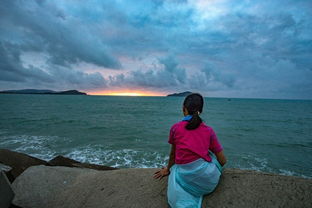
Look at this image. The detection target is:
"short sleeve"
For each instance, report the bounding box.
[168,124,177,144]
[209,128,223,154]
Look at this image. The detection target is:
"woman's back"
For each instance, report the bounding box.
[169,121,223,165]
[153,93,226,208]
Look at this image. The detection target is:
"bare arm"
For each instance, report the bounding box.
[167,144,175,170]
[215,150,227,166]
[154,145,175,179]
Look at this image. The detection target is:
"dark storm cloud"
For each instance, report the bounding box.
[0,0,116,90]
[109,56,187,88]
[0,41,53,83]
[0,0,311,98]
[0,1,120,68]
[106,0,312,98]
[0,38,107,90]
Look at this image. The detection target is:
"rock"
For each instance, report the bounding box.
[0,163,13,183]
[0,163,12,172]
[203,169,312,207]
[0,171,15,208]
[0,149,47,182]
[12,166,312,208]
[13,165,94,208]
[12,166,166,208]
[47,155,117,171]
[167,91,192,97]
[0,89,87,95]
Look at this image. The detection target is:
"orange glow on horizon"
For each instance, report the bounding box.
[88,90,164,97]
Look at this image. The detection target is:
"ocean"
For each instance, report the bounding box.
[0,94,311,178]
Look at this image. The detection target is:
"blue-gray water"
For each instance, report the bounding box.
[0,94,311,178]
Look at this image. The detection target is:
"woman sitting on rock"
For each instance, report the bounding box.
[154,93,226,208]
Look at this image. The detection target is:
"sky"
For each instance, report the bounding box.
[0,0,311,99]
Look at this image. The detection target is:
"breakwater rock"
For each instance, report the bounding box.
[47,155,117,171]
[0,149,116,183]
[12,165,312,208]
[0,149,47,182]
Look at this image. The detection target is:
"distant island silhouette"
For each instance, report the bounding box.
[0,89,87,95]
[167,91,192,97]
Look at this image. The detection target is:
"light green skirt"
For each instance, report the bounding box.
[167,152,222,208]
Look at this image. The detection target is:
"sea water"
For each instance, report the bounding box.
[0,94,311,178]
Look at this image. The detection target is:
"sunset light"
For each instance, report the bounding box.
[89,90,164,97]
[105,92,143,96]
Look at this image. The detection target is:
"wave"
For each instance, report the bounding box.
[0,134,68,161]
[229,154,311,179]
[1,134,310,177]
[65,145,168,168]
[0,134,168,168]
[234,155,272,172]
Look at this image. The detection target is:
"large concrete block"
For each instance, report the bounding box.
[0,163,12,172]
[12,166,312,208]
[0,149,47,182]
[0,171,15,208]
[12,166,167,208]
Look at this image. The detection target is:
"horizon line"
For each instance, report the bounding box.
[89,94,312,101]
[1,88,311,101]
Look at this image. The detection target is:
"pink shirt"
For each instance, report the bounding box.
[168,121,223,164]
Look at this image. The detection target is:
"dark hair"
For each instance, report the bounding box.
[183,93,204,130]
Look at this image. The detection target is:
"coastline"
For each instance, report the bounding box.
[1,149,312,208]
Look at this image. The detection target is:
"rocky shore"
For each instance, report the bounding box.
[1,149,312,208]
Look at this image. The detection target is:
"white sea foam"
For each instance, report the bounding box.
[249,157,272,172]
[230,154,312,178]
[1,134,310,177]
[234,154,274,174]
[0,134,69,161]
[0,135,168,168]
[65,145,169,168]
[279,169,297,176]
[278,169,311,179]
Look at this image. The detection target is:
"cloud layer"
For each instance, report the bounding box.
[0,0,311,99]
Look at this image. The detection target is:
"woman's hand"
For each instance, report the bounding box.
[153,167,170,180]
[215,150,227,166]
